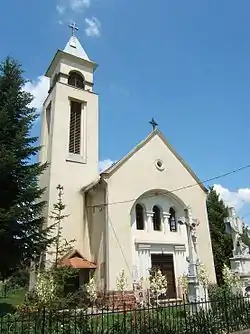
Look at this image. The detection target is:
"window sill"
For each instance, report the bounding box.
[66,154,86,164]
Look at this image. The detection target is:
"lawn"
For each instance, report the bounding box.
[0,288,26,315]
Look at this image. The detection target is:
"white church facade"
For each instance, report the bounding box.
[39,30,216,297]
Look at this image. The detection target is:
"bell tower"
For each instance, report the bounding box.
[39,23,99,263]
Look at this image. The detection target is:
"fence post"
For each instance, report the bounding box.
[41,306,46,334]
[183,297,188,333]
[223,291,230,333]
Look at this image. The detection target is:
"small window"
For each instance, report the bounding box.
[46,102,51,135]
[153,205,161,231]
[68,71,85,89]
[169,207,177,232]
[136,204,144,230]
[69,101,82,154]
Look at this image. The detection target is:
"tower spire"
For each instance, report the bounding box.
[63,22,91,61]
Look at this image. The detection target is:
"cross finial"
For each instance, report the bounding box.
[69,22,79,36]
[149,117,158,131]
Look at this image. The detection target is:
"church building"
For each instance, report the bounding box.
[39,27,216,298]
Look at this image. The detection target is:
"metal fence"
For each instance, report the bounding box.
[1,293,250,333]
[0,283,10,299]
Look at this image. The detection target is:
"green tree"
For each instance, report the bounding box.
[26,185,78,309]
[207,187,233,284]
[48,184,74,268]
[0,57,53,279]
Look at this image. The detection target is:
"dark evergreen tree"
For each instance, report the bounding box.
[0,57,53,279]
[207,187,233,284]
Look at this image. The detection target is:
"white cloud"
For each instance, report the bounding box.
[70,0,91,11]
[56,5,65,14]
[214,184,250,210]
[99,159,115,172]
[23,76,49,110]
[85,17,101,37]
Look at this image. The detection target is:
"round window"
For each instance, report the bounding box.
[155,159,165,171]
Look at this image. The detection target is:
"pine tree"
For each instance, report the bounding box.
[48,184,74,268]
[0,57,53,279]
[207,187,233,284]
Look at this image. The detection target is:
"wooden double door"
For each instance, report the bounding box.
[151,253,176,299]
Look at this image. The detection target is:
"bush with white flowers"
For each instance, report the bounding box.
[85,275,97,304]
[116,269,128,293]
[178,274,189,297]
[149,269,168,303]
[197,263,209,287]
[139,276,150,291]
[35,272,57,305]
[222,264,242,292]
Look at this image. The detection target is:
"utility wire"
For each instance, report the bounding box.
[89,163,250,209]
[107,217,133,279]
[104,165,250,283]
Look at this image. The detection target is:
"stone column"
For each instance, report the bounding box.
[177,216,186,236]
[174,245,186,298]
[146,211,154,232]
[138,245,151,279]
[163,212,170,234]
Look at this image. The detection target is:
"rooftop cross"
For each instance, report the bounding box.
[69,22,79,36]
[149,117,158,131]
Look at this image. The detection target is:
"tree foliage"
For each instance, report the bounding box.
[0,57,54,279]
[48,184,75,267]
[207,187,233,285]
[23,185,78,309]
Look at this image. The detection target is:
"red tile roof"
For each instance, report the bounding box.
[61,256,97,269]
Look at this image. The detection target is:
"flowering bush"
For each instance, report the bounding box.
[178,274,189,297]
[222,264,242,292]
[35,272,57,305]
[139,276,150,290]
[149,268,168,303]
[197,263,209,287]
[116,269,128,293]
[85,275,97,304]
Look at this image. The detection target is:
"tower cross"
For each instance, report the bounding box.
[69,22,79,36]
[149,117,158,131]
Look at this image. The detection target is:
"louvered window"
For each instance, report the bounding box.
[69,101,81,154]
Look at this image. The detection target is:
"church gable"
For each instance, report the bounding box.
[102,129,207,194]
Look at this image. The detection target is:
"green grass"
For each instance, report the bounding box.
[0,288,26,315]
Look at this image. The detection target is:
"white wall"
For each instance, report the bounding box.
[104,133,216,290]
[87,186,106,290]
[40,57,99,266]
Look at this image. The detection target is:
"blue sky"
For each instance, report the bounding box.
[1,0,250,219]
